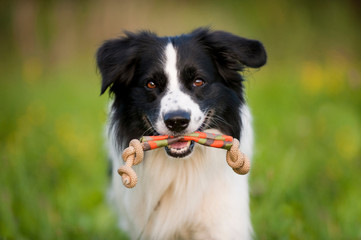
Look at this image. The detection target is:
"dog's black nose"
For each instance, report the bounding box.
[164,111,190,132]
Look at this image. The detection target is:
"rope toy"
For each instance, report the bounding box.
[118,131,250,188]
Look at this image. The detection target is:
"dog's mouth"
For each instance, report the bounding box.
[143,110,213,158]
[165,110,213,158]
[165,141,195,158]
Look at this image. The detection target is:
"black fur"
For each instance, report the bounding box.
[96,28,266,147]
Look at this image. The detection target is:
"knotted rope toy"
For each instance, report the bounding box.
[118,131,250,188]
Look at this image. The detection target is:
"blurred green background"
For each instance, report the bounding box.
[1,0,360,239]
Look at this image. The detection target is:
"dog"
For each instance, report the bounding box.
[96,27,267,240]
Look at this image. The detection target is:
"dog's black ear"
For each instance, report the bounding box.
[96,34,138,95]
[193,28,267,72]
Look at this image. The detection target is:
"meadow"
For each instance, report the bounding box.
[1,1,360,239]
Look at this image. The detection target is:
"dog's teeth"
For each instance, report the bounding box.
[169,141,192,155]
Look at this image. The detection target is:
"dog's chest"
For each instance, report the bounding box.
[125,147,231,238]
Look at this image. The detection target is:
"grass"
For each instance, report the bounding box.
[248,65,361,239]
[0,62,125,239]
[1,55,360,240]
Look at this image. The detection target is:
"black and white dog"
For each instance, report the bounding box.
[96,28,266,240]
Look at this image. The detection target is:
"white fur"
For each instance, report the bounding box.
[106,43,255,239]
[107,105,254,240]
[155,43,205,135]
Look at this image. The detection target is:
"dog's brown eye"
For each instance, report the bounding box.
[146,81,157,89]
[193,79,205,87]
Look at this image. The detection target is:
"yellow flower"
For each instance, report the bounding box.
[300,61,324,94]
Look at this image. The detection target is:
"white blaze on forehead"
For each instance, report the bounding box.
[155,42,205,135]
[164,43,179,90]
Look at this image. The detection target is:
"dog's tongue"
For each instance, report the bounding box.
[169,141,189,149]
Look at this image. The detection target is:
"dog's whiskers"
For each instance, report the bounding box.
[141,115,159,137]
[211,114,233,128]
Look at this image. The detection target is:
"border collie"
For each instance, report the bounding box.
[96,28,266,240]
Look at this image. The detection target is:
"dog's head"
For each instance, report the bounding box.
[97,28,266,157]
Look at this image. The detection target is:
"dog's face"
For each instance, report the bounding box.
[97,28,266,158]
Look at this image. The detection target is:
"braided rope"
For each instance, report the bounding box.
[118,135,250,188]
[226,139,250,175]
[117,139,143,188]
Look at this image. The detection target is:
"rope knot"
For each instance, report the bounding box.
[118,139,144,188]
[226,139,251,174]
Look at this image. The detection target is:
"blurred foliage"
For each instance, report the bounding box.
[0,0,360,239]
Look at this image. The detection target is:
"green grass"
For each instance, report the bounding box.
[248,64,361,239]
[1,56,360,240]
[0,63,125,239]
